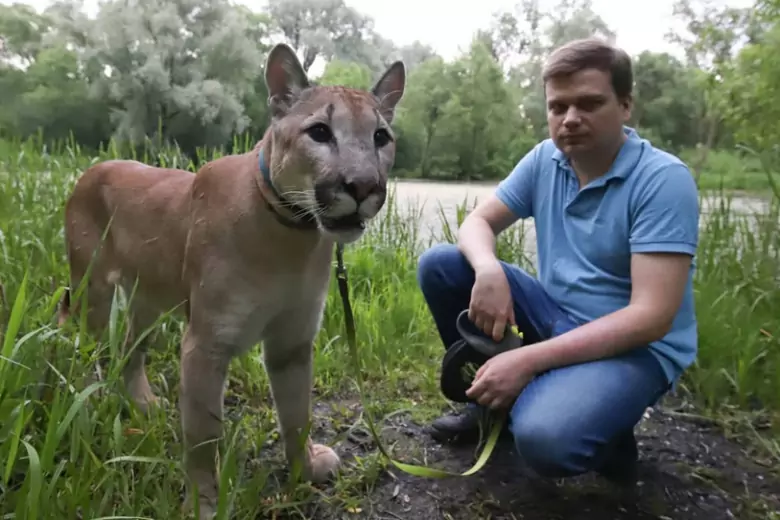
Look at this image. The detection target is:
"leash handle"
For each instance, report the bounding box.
[334,244,505,478]
[455,309,524,357]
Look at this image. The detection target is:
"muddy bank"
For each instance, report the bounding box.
[293,394,779,520]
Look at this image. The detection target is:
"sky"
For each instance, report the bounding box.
[3,0,754,70]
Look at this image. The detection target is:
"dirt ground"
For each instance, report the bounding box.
[290,394,780,520]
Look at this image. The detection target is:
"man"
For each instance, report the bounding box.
[416,37,700,487]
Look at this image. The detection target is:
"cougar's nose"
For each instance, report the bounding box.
[343,177,379,204]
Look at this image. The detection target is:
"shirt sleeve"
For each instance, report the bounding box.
[495,144,539,220]
[629,163,700,256]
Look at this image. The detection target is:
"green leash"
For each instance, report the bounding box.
[334,244,505,478]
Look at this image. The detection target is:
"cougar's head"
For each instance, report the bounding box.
[262,43,406,244]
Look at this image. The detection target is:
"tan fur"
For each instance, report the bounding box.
[57,43,406,518]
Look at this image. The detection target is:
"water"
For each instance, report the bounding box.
[381,179,774,265]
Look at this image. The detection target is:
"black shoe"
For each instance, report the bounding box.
[597,431,639,489]
[427,405,483,443]
[427,404,510,444]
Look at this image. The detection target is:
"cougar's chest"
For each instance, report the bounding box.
[206,242,333,353]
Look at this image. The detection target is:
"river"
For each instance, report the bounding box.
[379,179,774,264]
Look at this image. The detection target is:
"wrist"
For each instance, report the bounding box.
[457,218,500,275]
[521,342,553,373]
[471,256,501,275]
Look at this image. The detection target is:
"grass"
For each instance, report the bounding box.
[0,137,778,518]
[680,147,780,194]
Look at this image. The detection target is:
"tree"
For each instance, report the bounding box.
[717,0,780,151]
[631,51,702,152]
[665,0,756,173]
[72,0,265,153]
[318,59,372,89]
[265,0,370,72]
[1,0,777,187]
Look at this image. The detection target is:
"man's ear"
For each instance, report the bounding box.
[371,61,406,124]
[264,43,310,117]
[620,94,634,120]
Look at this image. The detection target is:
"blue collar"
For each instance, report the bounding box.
[258,148,284,201]
[256,147,318,230]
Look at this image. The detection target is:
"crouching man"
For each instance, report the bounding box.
[416,37,700,487]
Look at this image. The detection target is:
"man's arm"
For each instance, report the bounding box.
[521,163,700,374]
[457,194,518,272]
[522,252,693,373]
[458,145,539,272]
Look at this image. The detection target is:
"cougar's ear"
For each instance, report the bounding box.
[371,61,406,124]
[264,43,310,117]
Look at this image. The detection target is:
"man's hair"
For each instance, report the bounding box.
[542,38,633,100]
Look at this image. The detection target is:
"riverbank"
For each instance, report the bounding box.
[0,148,777,519]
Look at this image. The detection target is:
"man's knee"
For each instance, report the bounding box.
[416,243,470,291]
[509,412,590,478]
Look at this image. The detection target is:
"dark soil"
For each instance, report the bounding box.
[297,395,780,520]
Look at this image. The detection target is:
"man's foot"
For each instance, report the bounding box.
[427,404,511,444]
[427,405,481,443]
[596,431,639,489]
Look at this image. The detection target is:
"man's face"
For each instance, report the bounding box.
[544,68,631,158]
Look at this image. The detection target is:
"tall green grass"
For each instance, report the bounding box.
[0,137,778,518]
[679,147,780,193]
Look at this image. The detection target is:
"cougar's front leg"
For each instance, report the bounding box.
[263,313,341,484]
[179,324,231,519]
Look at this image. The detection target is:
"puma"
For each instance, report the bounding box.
[57,43,406,517]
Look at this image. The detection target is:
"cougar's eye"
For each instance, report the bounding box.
[305,123,333,143]
[374,128,392,148]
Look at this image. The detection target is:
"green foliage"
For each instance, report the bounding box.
[318,59,373,89]
[393,38,529,180]
[0,137,778,518]
[631,51,703,152]
[720,16,780,150]
[0,0,778,191]
[681,148,780,191]
[1,0,779,515]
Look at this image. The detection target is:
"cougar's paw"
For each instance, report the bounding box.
[132,393,160,415]
[127,374,160,412]
[128,394,161,419]
[309,444,341,483]
[182,492,216,520]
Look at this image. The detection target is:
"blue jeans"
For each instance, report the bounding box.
[416,243,670,478]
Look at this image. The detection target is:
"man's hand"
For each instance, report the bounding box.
[468,261,515,341]
[457,194,520,341]
[465,251,693,411]
[465,348,534,409]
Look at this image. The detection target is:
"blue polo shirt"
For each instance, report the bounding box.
[495,126,699,384]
